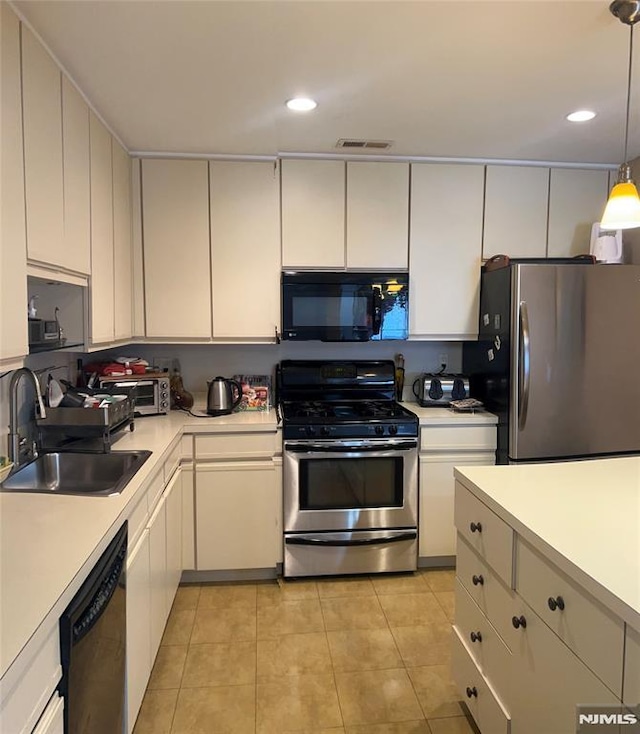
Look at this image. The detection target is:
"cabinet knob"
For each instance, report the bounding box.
[470,631,482,643]
[547,596,565,611]
[472,574,484,586]
[470,522,482,533]
[512,615,527,629]
[466,686,478,698]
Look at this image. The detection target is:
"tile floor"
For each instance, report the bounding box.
[133,569,477,734]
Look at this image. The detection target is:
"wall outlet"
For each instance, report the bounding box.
[438,353,448,370]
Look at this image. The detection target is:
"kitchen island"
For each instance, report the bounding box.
[452,456,640,734]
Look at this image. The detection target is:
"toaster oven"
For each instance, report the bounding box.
[412,373,470,407]
[98,375,170,415]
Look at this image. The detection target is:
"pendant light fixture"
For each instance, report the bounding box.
[601,0,640,229]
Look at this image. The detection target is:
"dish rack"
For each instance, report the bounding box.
[37,396,135,452]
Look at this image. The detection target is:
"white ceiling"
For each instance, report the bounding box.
[12,0,640,165]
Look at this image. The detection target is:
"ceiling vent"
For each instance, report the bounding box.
[336,139,393,150]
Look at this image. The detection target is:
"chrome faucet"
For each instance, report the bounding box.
[8,368,47,467]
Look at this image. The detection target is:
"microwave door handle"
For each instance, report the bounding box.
[371,287,382,336]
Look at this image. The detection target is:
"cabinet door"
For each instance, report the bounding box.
[483,166,549,259]
[410,163,484,339]
[165,468,183,611]
[346,162,409,269]
[419,452,494,558]
[131,159,146,338]
[281,159,345,268]
[112,140,133,340]
[142,159,211,338]
[61,77,91,274]
[148,495,167,656]
[21,26,64,267]
[89,113,115,344]
[0,4,27,365]
[507,600,619,734]
[126,529,151,734]
[182,466,195,571]
[195,461,279,570]
[547,168,610,258]
[209,161,280,339]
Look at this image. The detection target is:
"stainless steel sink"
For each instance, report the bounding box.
[0,451,152,496]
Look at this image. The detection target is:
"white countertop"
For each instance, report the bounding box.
[0,408,278,683]
[401,402,498,426]
[454,457,640,632]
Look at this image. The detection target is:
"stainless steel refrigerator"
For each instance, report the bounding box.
[463,259,640,464]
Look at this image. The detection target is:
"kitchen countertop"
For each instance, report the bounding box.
[0,407,279,685]
[401,402,498,425]
[454,456,640,633]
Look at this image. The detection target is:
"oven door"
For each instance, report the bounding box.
[283,439,418,533]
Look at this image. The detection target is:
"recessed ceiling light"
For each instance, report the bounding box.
[286,97,317,112]
[566,110,596,122]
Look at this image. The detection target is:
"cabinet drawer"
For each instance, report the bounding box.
[516,537,624,697]
[32,692,64,734]
[420,425,496,452]
[457,535,522,653]
[454,579,512,705]
[164,440,181,484]
[146,467,164,512]
[127,491,149,549]
[624,626,640,706]
[455,483,513,585]
[195,431,277,460]
[451,628,511,734]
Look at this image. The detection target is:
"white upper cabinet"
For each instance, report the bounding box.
[209,161,280,339]
[346,161,409,269]
[410,163,484,339]
[21,26,64,268]
[112,140,133,341]
[483,165,549,259]
[547,168,610,257]
[61,77,91,274]
[281,159,345,268]
[89,112,114,345]
[1,4,28,365]
[142,159,211,339]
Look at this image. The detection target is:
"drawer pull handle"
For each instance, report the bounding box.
[472,574,484,586]
[466,686,478,698]
[548,596,565,611]
[512,615,527,629]
[470,522,482,533]
[470,631,482,643]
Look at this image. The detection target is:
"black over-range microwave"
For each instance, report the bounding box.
[281,271,409,342]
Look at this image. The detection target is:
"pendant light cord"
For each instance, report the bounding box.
[623,23,634,163]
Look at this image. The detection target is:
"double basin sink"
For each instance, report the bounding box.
[0,450,151,497]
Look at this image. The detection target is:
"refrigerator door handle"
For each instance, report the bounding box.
[518,300,531,431]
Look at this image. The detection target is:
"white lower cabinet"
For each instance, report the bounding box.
[418,423,495,561]
[165,469,183,611]
[126,529,151,734]
[195,461,280,571]
[148,494,168,656]
[181,466,195,571]
[32,693,63,734]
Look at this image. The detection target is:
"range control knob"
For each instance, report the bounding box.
[305,426,316,437]
[375,425,385,436]
[321,426,330,437]
[388,425,398,436]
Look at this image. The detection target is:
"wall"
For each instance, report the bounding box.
[93,340,463,402]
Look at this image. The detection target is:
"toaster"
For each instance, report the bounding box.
[412,373,470,407]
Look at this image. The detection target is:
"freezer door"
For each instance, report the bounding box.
[510,264,640,460]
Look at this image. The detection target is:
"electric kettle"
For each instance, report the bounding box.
[206,376,243,416]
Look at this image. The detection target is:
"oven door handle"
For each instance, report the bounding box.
[285,531,417,547]
[285,441,417,453]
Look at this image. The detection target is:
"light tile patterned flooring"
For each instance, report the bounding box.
[133,569,477,734]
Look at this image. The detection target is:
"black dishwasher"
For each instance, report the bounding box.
[59,521,127,734]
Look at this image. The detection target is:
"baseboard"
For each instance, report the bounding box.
[418,555,456,569]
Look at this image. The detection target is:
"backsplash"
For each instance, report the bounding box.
[94,341,463,401]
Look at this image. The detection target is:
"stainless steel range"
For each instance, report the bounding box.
[279,360,419,578]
